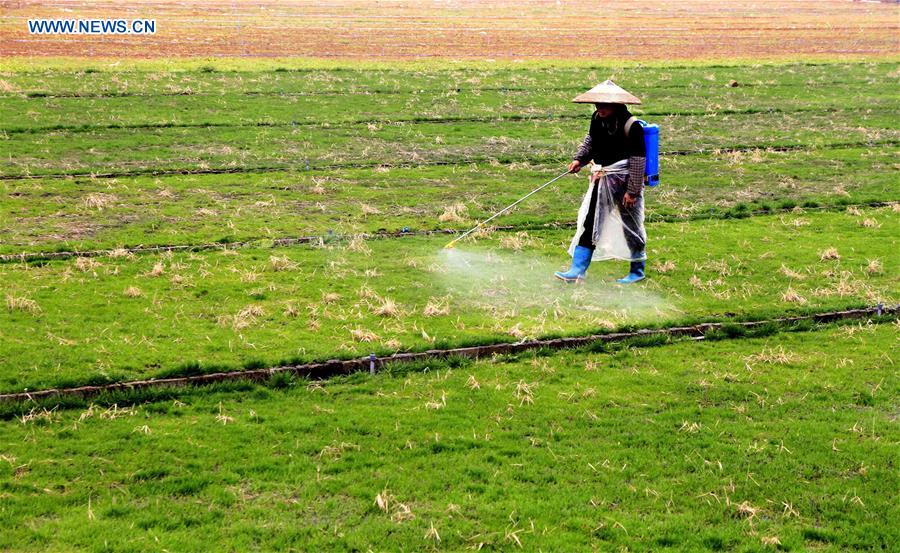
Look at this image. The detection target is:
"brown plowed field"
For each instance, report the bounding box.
[1,0,898,59]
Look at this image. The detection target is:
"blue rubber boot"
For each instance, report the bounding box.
[555,246,593,283]
[617,260,646,284]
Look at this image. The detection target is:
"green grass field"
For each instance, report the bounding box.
[1,58,897,551]
[2,62,897,255]
[1,323,896,551]
[2,207,896,393]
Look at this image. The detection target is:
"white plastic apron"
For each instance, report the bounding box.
[567,159,646,261]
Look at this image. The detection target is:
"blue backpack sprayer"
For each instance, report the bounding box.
[634,120,660,187]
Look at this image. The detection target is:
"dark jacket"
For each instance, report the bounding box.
[573,108,646,195]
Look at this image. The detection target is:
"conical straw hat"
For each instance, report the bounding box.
[572,80,641,104]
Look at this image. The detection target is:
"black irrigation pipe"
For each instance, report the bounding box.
[1,305,894,405]
[2,139,896,182]
[1,103,883,135]
[1,200,895,264]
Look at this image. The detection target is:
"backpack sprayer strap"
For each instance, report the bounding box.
[624,116,638,138]
[623,116,651,186]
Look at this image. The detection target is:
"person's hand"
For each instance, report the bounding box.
[568,160,582,173]
[623,192,638,208]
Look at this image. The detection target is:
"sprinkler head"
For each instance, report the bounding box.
[444,242,456,250]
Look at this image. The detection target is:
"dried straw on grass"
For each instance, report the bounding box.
[232,305,265,330]
[374,488,415,523]
[735,501,759,521]
[655,260,676,273]
[360,203,381,216]
[514,380,535,405]
[424,521,441,543]
[123,286,142,298]
[170,274,192,288]
[351,328,380,342]
[269,255,298,271]
[283,302,300,318]
[499,231,535,251]
[309,178,328,195]
[781,287,807,304]
[865,259,883,275]
[423,296,450,317]
[356,285,379,300]
[745,345,796,365]
[779,264,805,280]
[82,193,117,210]
[507,323,527,339]
[74,257,101,272]
[438,203,468,223]
[6,294,41,314]
[346,235,372,255]
[371,297,400,318]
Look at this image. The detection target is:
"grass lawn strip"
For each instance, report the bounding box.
[2,62,896,179]
[2,61,895,129]
[1,207,895,393]
[0,323,895,551]
[1,306,891,408]
[2,147,897,256]
[3,109,896,178]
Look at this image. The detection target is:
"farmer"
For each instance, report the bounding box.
[554,80,648,284]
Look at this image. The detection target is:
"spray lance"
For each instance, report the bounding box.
[444,169,572,249]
